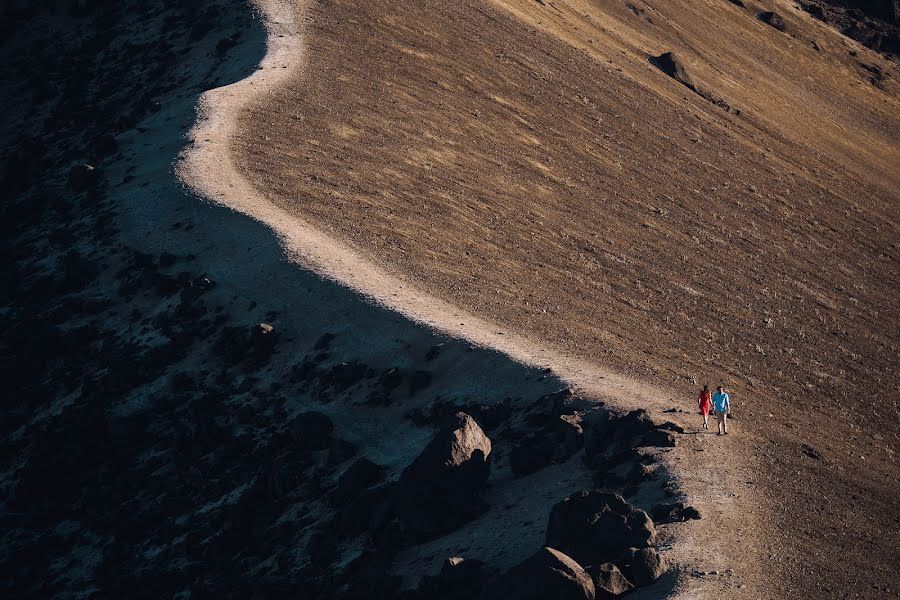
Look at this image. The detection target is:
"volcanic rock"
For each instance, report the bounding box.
[615,410,656,441]
[650,51,697,91]
[589,562,634,599]
[657,421,685,434]
[620,547,667,586]
[758,11,786,31]
[546,491,656,566]
[638,429,677,448]
[326,438,358,465]
[556,413,585,456]
[395,412,491,538]
[584,409,655,457]
[380,367,402,390]
[343,548,403,598]
[480,547,595,600]
[583,410,614,459]
[409,369,432,396]
[650,501,701,523]
[323,361,369,390]
[799,0,900,57]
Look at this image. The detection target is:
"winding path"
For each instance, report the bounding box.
[177,1,765,596]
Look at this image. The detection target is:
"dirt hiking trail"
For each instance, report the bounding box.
[179,0,770,597]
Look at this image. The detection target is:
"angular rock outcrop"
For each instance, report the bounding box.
[650,51,697,91]
[619,546,667,587]
[584,409,655,457]
[589,562,634,599]
[394,412,492,539]
[546,491,656,566]
[638,428,677,448]
[480,547,595,600]
[758,11,786,31]
[556,413,585,456]
[800,1,900,58]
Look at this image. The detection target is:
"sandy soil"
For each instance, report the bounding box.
[210,0,898,598]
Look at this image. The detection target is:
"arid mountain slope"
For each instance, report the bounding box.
[232,0,899,597]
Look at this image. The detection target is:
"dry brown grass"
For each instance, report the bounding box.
[233,0,899,596]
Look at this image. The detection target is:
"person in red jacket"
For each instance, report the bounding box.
[698,384,712,430]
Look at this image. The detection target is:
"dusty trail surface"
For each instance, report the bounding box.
[224,0,900,598]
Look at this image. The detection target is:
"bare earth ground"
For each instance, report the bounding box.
[227,0,900,598]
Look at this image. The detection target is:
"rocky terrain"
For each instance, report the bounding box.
[800,0,900,58]
[0,1,705,598]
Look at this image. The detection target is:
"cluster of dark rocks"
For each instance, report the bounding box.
[314,402,691,600]
[801,0,900,57]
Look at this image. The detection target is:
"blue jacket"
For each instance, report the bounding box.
[713,392,730,413]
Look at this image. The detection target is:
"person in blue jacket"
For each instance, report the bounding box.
[713,385,731,435]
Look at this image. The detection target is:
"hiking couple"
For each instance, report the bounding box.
[697,384,731,435]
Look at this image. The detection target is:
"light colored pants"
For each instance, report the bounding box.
[717,412,728,433]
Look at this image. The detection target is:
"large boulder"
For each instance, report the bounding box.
[637,429,677,448]
[480,547,595,600]
[584,409,655,458]
[619,547,667,587]
[615,410,656,442]
[555,413,585,457]
[650,51,697,91]
[583,410,615,459]
[394,412,492,539]
[589,563,633,599]
[546,491,656,567]
[757,11,785,31]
